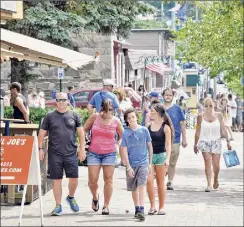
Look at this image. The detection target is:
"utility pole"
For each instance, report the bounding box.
[161,2,164,21]
[171,7,176,75]
[195,4,198,21]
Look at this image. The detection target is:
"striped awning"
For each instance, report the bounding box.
[146,62,172,75]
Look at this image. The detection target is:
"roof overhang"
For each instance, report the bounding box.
[0,28,99,70]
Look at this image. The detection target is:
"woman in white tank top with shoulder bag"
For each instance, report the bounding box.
[194,98,232,192]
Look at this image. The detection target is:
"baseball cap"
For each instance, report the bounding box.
[103,79,115,87]
[149,91,159,98]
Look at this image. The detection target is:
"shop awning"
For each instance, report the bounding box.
[0,28,99,70]
[125,49,158,70]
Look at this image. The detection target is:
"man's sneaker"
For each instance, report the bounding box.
[66,196,79,212]
[136,211,145,221]
[167,182,174,190]
[51,205,62,216]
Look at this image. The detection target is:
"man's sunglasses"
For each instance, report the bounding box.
[56,99,67,102]
[205,105,212,108]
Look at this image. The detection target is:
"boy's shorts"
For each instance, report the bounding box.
[126,165,149,191]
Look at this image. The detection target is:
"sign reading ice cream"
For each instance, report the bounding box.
[0,136,34,184]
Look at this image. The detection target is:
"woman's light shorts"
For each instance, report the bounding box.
[198,139,222,154]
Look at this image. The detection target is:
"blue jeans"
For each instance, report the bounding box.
[87,151,117,166]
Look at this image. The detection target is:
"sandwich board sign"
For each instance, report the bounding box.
[0,134,44,226]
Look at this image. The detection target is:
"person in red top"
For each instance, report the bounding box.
[84,99,124,215]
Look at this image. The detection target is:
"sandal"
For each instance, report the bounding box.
[213,181,219,190]
[157,210,166,215]
[148,209,157,215]
[102,206,109,215]
[205,187,211,192]
[92,194,99,212]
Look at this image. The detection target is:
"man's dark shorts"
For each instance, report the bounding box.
[47,152,78,179]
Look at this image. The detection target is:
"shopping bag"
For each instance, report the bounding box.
[222,150,240,168]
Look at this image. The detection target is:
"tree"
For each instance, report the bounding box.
[175,1,243,84]
[66,0,155,38]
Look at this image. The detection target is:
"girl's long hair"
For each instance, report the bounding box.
[153,103,175,143]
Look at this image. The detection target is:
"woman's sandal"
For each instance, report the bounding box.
[102,206,110,215]
[205,187,211,192]
[148,209,157,215]
[157,210,166,215]
[92,194,99,212]
[213,181,219,190]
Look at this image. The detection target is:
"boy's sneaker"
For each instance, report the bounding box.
[166,182,174,190]
[66,196,79,212]
[134,210,140,218]
[136,211,145,221]
[51,205,62,216]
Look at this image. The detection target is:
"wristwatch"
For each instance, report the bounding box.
[39,147,44,151]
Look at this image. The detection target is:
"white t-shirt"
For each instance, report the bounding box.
[228,100,237,118]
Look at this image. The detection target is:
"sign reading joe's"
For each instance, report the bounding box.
[0,136,34,185]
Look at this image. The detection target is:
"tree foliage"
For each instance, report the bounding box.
[66,0,155,38]
[175,1,243,86]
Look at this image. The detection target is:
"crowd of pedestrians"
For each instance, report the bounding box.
[1,80,243,221]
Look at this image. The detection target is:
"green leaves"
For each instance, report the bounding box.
[66,0,155,38]
[175,1,243,90]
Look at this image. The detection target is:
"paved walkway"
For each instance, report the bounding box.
[1,130,243,226]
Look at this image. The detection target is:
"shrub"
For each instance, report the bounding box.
[3,106,91,125]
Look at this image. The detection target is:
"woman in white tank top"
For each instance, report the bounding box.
[194,98,232,192]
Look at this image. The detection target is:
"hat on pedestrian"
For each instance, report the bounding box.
[149,91,159,98]
[103,79,115,87]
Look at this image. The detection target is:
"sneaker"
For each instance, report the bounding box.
[136,211,145,221]
[51,205,62,216]
[166,182,174,190]
[66,196,79,212]
[134,210,140,218]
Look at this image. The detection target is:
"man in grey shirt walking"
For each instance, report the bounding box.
[38,92,86,216]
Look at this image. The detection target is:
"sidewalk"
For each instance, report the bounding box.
[1,130,243,226]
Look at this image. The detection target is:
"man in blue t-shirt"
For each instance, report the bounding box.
[162,88,187,190]
[87,79,119,114]
[67,86,76,107]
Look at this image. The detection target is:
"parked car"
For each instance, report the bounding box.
[45,87,142,109]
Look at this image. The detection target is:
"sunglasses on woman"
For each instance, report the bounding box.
[205,105,212,108]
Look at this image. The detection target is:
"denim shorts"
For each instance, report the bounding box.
[87,151,117,166]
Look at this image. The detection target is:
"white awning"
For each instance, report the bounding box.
[0,28,99,70]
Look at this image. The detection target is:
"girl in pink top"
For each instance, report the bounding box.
[84,99,124,215]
